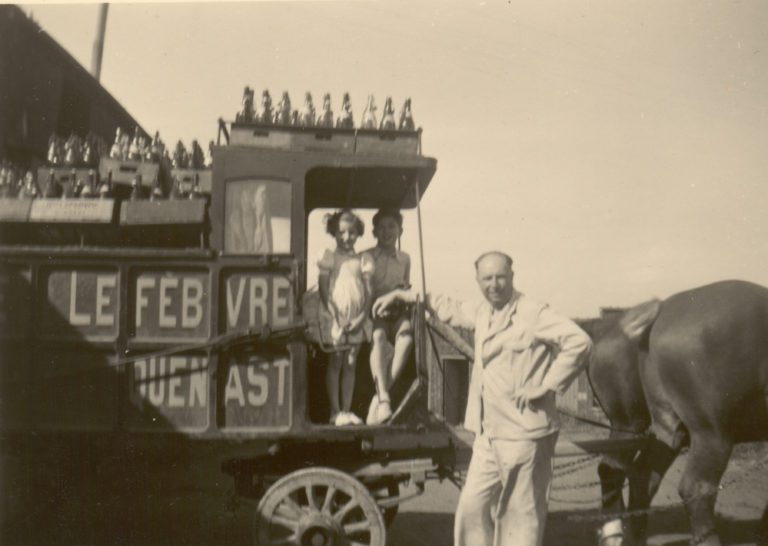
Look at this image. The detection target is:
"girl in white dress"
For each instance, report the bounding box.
[318,210,373,425]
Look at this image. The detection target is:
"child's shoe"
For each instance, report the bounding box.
[346,412,363,425]
[369,399,392,425]
[366,396,379,424]
[334,412,352,426]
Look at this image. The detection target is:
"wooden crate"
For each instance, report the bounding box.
[229,124,292,149]
[36,166,100,197]
[0,199,33,222]
[119,199,206,226]
[355,129,420,156]
[99,157,160,187]
[290,129,355,154]
[28,198,115,223]
[171,169,212,194]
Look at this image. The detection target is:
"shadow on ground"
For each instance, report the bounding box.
[4,442,766,545]
[4,489,765,545]
[389,509,765,546]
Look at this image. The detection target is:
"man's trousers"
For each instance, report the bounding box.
[454,431,558,546]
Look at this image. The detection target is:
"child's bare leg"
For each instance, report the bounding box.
[388,318,413,386]
[369,327,391,403]
[325,352,343,420]
[340,344,360,412]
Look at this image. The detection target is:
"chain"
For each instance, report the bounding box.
[553,454,599,476]
[552,479,604,492]
[560,503,684,523]
[553,448,768,525]
[551,481,628,504]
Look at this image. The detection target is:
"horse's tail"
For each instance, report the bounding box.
[619,299,662,348]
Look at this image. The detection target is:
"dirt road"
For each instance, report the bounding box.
[4,442,766,545]
[390,442,768,546]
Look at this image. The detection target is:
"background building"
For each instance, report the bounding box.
[0,5,144,168]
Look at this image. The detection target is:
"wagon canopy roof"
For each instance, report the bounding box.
[305,158,436,211]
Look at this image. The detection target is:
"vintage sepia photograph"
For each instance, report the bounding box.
[1,1,767,545]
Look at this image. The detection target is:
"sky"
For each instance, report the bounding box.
[20,1,768,317]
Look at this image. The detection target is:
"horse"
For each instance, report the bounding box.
[588,280,768,546]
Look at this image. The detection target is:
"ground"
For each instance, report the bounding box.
[390,442,768,546]
[3,441,767,545]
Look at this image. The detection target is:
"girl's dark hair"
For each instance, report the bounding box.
[372,208,403,229]
[325,209,365,237]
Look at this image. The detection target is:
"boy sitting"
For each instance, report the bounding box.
[362,209,412,424]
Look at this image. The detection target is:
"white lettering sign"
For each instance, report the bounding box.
[225,276,293,329]
[224,357,289,408]
[133,356,208,408]
[65,271,118,328]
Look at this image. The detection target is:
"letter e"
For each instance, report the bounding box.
[95,275,117,326]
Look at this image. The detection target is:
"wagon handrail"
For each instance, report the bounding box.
[424,308,474,360]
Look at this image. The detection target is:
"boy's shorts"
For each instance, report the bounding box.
[372,303,413,340]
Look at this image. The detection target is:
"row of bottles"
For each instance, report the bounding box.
[0,161,38,199]
[109,126,165,163]
[1,163,205,202]
[128,174,204,201]
[108,127,213,169]
[235,89,415,131]
[0,165,107,200]
[46,133,106,167]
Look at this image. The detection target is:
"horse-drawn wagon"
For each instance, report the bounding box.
[0,99,451,545]
[0,95,660,546]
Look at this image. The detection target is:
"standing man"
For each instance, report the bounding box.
[373,251,592,546]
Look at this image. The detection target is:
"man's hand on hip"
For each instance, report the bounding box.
[512,384,553,411]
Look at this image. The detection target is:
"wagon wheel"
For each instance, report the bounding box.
[255,467,386,546]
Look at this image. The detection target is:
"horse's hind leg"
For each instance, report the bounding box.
[624,437,679,546]
[597,457,629,546]
[677,432,733,546]
[597,436,640,546]
[597,456,632,546]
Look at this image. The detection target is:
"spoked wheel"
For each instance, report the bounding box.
[255,467,386,546]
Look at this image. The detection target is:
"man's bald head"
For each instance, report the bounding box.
[475,251,515,309]
[474,251,513,272]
